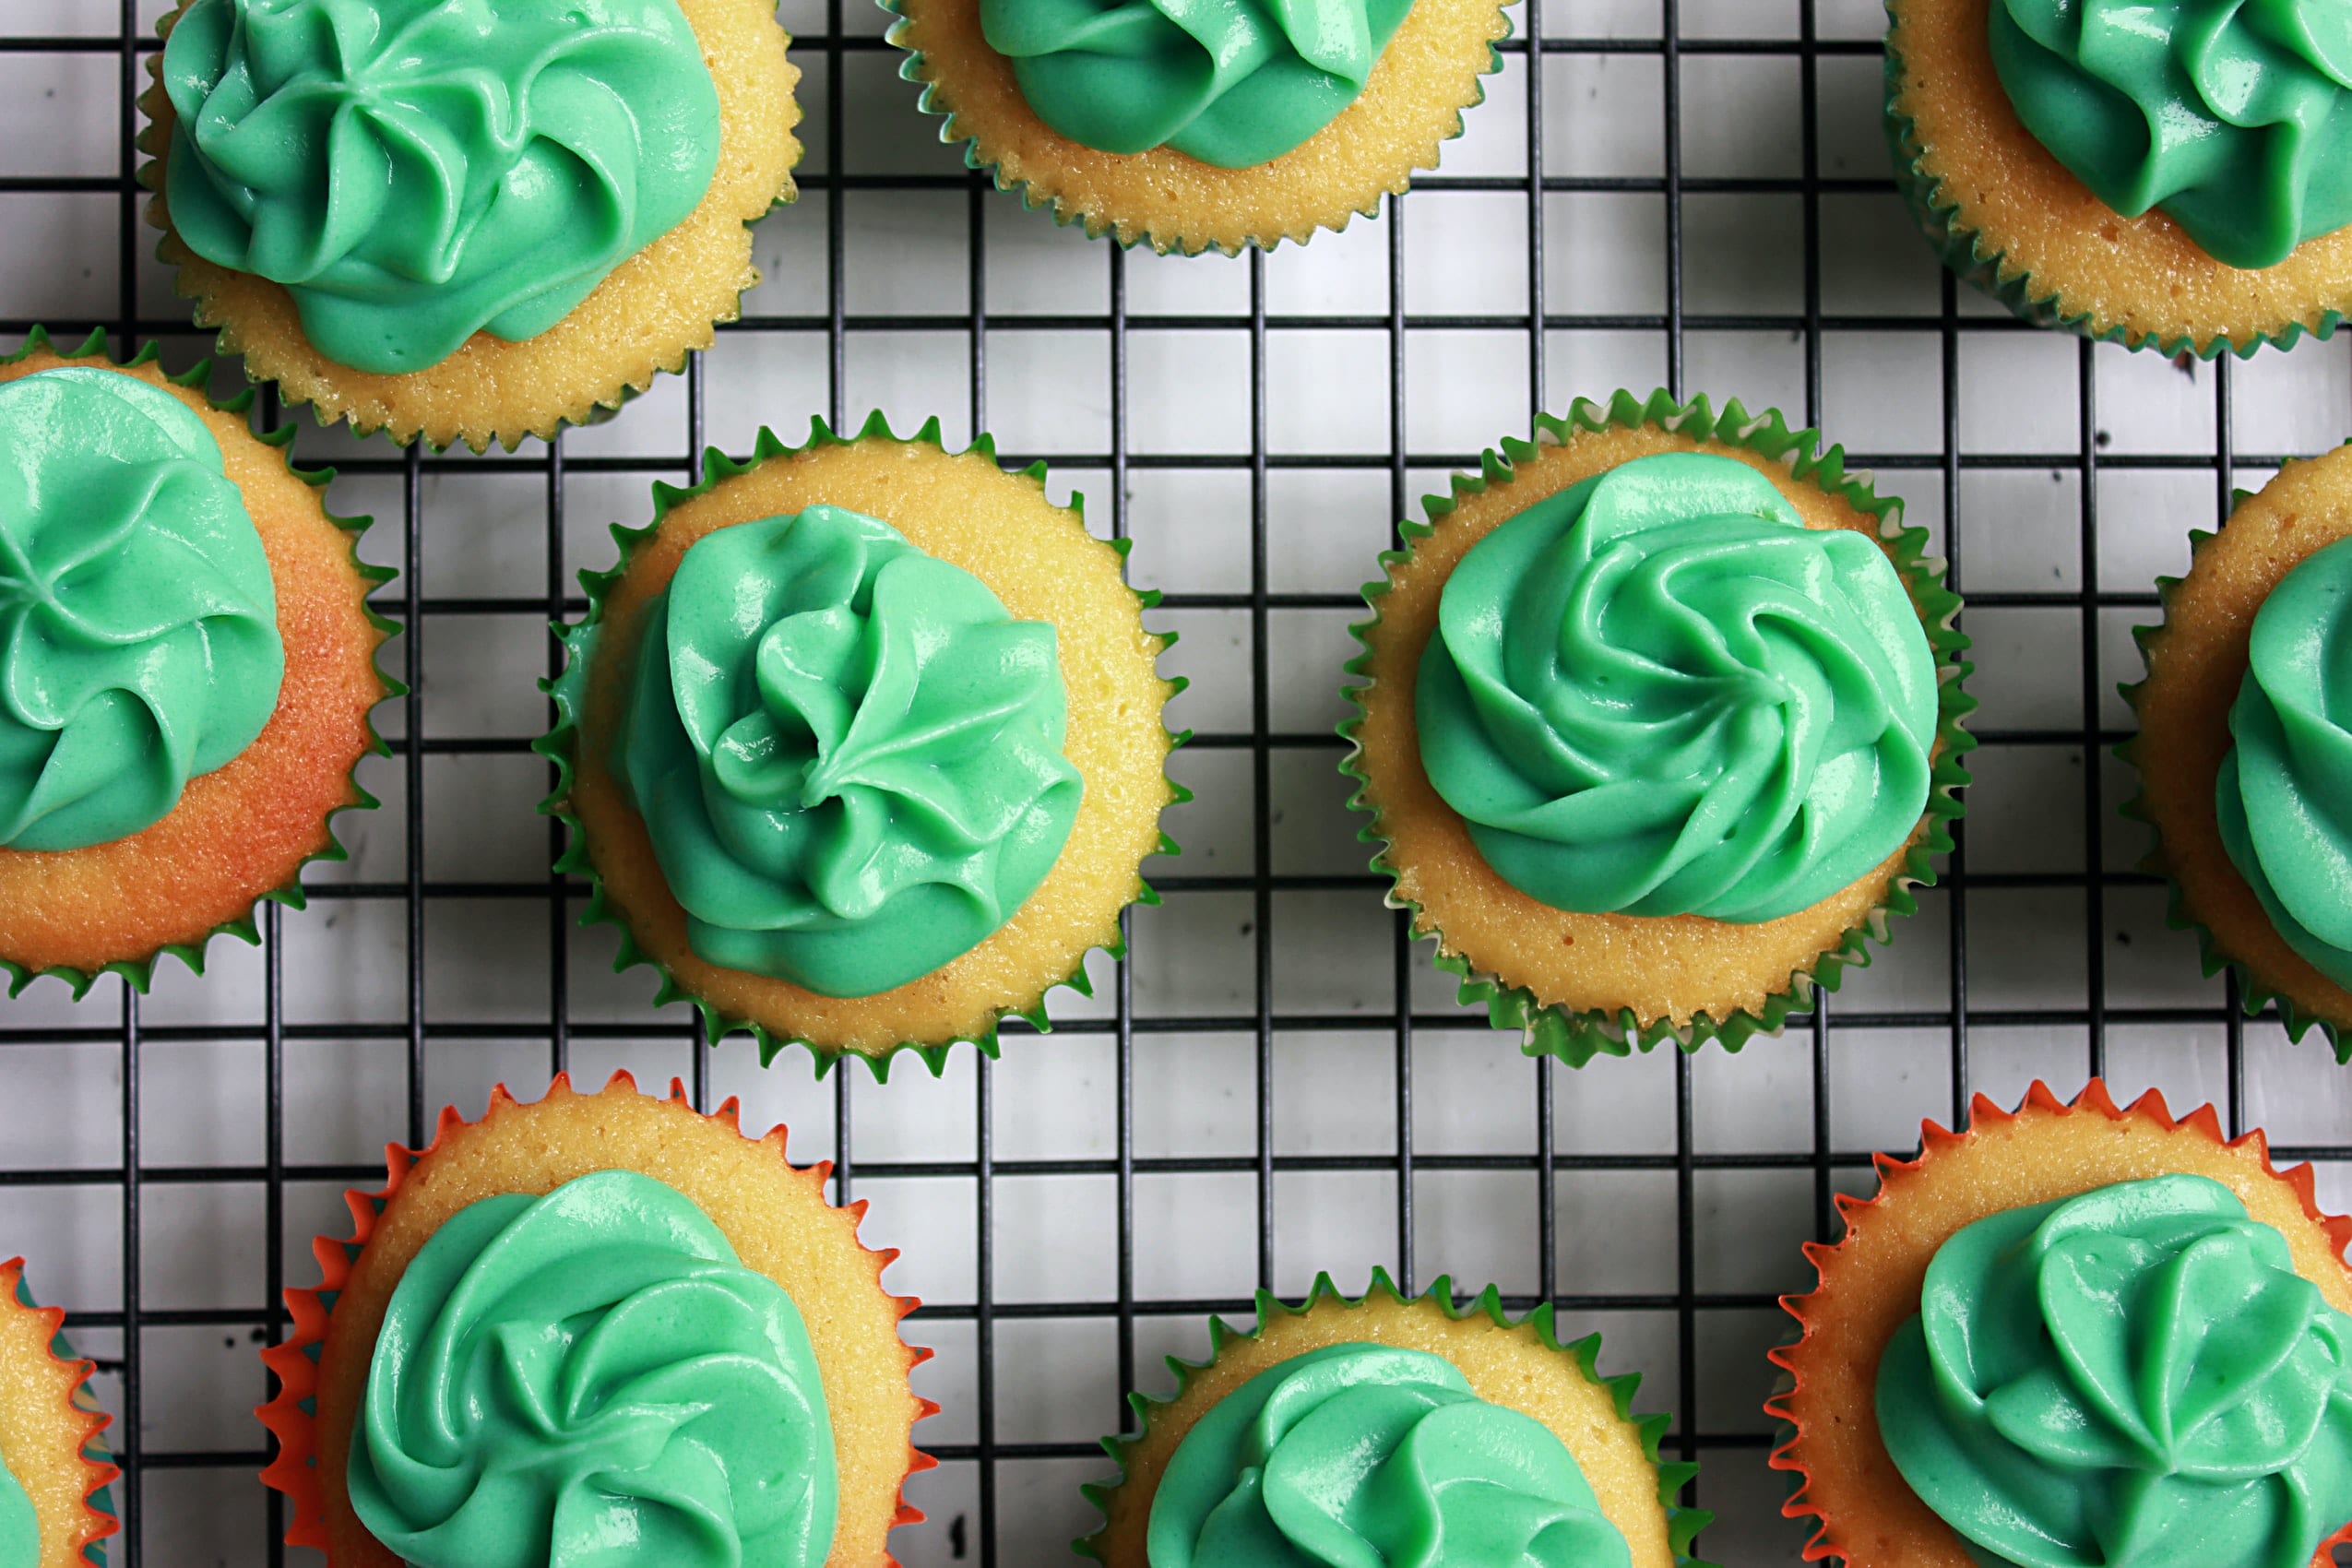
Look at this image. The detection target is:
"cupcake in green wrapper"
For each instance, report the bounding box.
[1341,390,1973,1066]
[539,413,1183,1079]
[1886,0,2352,358]
[2122,441,2352,1063]
[1079,1271,1712,1568]
[881,0,1514,255]
[0,327,395,1001]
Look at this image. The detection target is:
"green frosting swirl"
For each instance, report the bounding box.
[612,504,1082,998]
[2217,535,2352,992]
[0,1454,33,1568]
[1876,1174,2352,1568]
[979,0,1416,169]
[1415,450,1938,924]
[348,1170,838,1568]
[0,367,282,853]
[1988,0,2352,270]
[161,0,722,374]
[1146,1341,1632,1567]
[1147,1341,1630,1567]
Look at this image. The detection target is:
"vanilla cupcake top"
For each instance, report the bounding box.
[0,367,282,852]
[160,0,723,373]
[1987,0,2352,269]
[1415,450,1937,922]
[980,0,1416,167]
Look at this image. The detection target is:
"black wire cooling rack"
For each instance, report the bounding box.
[6,1,2352,1563]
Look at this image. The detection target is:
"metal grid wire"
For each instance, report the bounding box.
[6,0,2352,1563]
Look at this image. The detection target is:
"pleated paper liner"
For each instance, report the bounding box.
[880,0,1511,255]
[0,327,398,1002]
[538,412,1188,1080]
[2120,444,2352,1063]
[0,1260,116,1566]
[1884,0,2351,359]
[137,0,802,451]
[1767,1078,2352,1566]
[255,1071,935,1568]
[1077,1269,1716,1568]
[1341,388,1974,1067]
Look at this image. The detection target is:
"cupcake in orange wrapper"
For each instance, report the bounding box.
[255,1072,933,1568]
[0,1260,116,1568]
[141,0,802,451]
[1080,1271,1714,1567]
[1769,1079,2352,1568]
[0,327,394,1000]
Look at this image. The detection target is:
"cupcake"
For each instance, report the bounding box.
[141,0,801,451]
[883,0,1512,255]
[0,1260,116,1568]
[257,1071,932,1566]
[0,328,392,1000]
[540,414,1180,1076]
[1770,1079,2352,1568]
[1887,0,2352,357]
[2123,444,2352,1061]
[1081,1271,1709,1567]
[1342,389,1972,1066]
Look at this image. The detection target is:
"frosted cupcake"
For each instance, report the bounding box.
[1772,1080,2352,1567]
[0,330,391,998]
[1888,0,2352,356]
[2124,443,2352,1059]
[143,0,801,450]
[257,1072,932,1567]
[1083,1272,1710,1567]
[884,0,1513,255]
[1344,390,1972,1064]
[542,416,1180,1075]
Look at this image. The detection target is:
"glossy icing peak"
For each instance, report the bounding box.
[1989,0,2352,269]
[348,1170,839,1568]
[0,1453,33,1568]
[1415,450,1938,923]
[1146,1340,1633,1568]
[0,367,282,852]
[162,0,722,374]
[2217,534,2352,991]
[980,0,1416,168]
[1876,1173,2352,1568]
[612,504,1082,998]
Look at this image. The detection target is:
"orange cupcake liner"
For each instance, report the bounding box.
[254,1070,936,1564]
[1766,1078,2352,1566]
[0,1259,117,1566]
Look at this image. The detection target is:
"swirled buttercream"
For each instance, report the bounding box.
[348,1170,838,1568]
[612,504,1082,998]
[1988,0,2352,269]
[162,0,722,373]
[0,367,282,852]
[1414,450,1938,923]
[0,1454,33,1568]
[980,0,1416,168]
[1146,1340,1633,1568]
[1877,1173,2352,1568]
[2217,534,2352,991]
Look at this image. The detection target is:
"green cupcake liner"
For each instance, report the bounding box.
[1883,19,2341,360]
[1075,1268,1716,1566]
[8,1262,118,1565]
[2117,505,2352,1063]
[1339,387,1977,1068]
[0,327,400,1004]
[536,410,1190,1082]
[876,0,1510,256]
